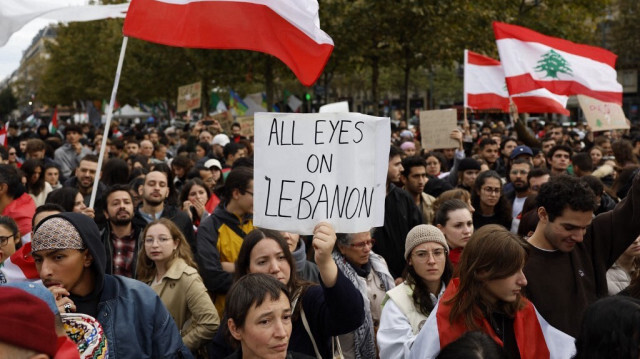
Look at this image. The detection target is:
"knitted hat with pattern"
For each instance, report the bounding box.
[404,224,449,260]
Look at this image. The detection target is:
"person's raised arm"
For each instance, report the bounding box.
[313,222,338,288]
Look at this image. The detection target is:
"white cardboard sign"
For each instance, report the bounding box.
[253,112,390,235]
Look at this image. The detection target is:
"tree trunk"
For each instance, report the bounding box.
[403,46,411,121]
[371,56,379,116]
[201,79,209,114]
[265,56,274,111]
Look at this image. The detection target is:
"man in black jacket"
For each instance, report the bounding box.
[101,184,144,278]
[132,170,196,256]
[372,146,423,281]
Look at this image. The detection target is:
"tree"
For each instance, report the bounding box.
[534,49,573,79]
[0,87,17,120]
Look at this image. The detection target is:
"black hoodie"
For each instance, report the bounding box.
[34,212,106,317]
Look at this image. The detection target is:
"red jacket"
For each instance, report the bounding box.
[2,192,35,240]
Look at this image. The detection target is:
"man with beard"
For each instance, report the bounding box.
[64,154,107,229]
[506,159,532,233]
[132,170,196,256]
[101,185,143,277]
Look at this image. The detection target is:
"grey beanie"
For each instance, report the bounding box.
[404,224,449,260]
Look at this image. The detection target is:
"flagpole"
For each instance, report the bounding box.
[89,36,128,209]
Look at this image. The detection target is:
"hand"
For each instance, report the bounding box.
[183,201,193,221]
[509,100,518,122]
[394,277,404,286]
[80,207,95,219]
[312,222,336,266]
[73,142,83,154]
[312,222,338,287]
[450,129,463,149]
[49,285,76,313]
[191,198,205,218]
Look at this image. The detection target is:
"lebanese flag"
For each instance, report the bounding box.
[408,278,576,359]
[464,50,569,115]
[123,0,334,86]
[493,21,622,105]
[0,243,41,284]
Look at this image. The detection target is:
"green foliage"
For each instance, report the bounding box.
[34,0,610,113]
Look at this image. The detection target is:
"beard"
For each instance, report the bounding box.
[110,217,132,226]
[513,181,529,193]
[144,197,165,207]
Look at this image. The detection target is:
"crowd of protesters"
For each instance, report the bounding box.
[0,110,640,359]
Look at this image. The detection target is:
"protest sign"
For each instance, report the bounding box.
[578,95,629,131]
[419,109,459,150]
[211,111,235,133]
[235,116,254,138]
[253,112,390,235]
[177,81,202,113]
[319,101,349,113]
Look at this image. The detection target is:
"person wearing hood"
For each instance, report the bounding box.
[31,212,193,359]
[283,231,319,283]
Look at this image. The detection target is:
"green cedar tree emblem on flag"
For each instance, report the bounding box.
[596,119,603,127]
[534,49,572,79]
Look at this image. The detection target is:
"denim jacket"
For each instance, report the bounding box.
[97,275,193,359]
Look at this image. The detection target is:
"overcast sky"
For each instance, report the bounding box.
[0,0,87,81]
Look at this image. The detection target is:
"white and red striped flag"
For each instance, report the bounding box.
[0,120,8,147]
[493,21,622,105]
[123,0,334,87]
[464,50,569,115]
[0,243,40,284]
[408,278,576,359]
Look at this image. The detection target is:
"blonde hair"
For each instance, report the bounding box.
[136,218,197,282]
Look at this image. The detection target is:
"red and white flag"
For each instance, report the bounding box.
[0,121,8,148]
[493,21,622,105]
[0,243,40,284]
[0,1,128,47]
[464,50,569,115]
[409,279,576,359]
[123,0,334,86]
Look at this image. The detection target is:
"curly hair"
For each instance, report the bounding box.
[536,175,595,221]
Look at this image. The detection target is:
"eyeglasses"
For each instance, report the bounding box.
[482,187,501,194]
[0,234,15,247]
[412,248,446,261]
[349,239,375,249]
[245,190,254,196]
[510,169,529,175]
[144,236,173,244]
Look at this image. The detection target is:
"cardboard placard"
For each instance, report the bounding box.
[419,109,459,150]
[211,111,235,133]
[253,112,390,235]
[235,116,254,138]
[177,81,202,113]
[578,95,629,131]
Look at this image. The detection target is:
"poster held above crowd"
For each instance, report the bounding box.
[253,112,390,234]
